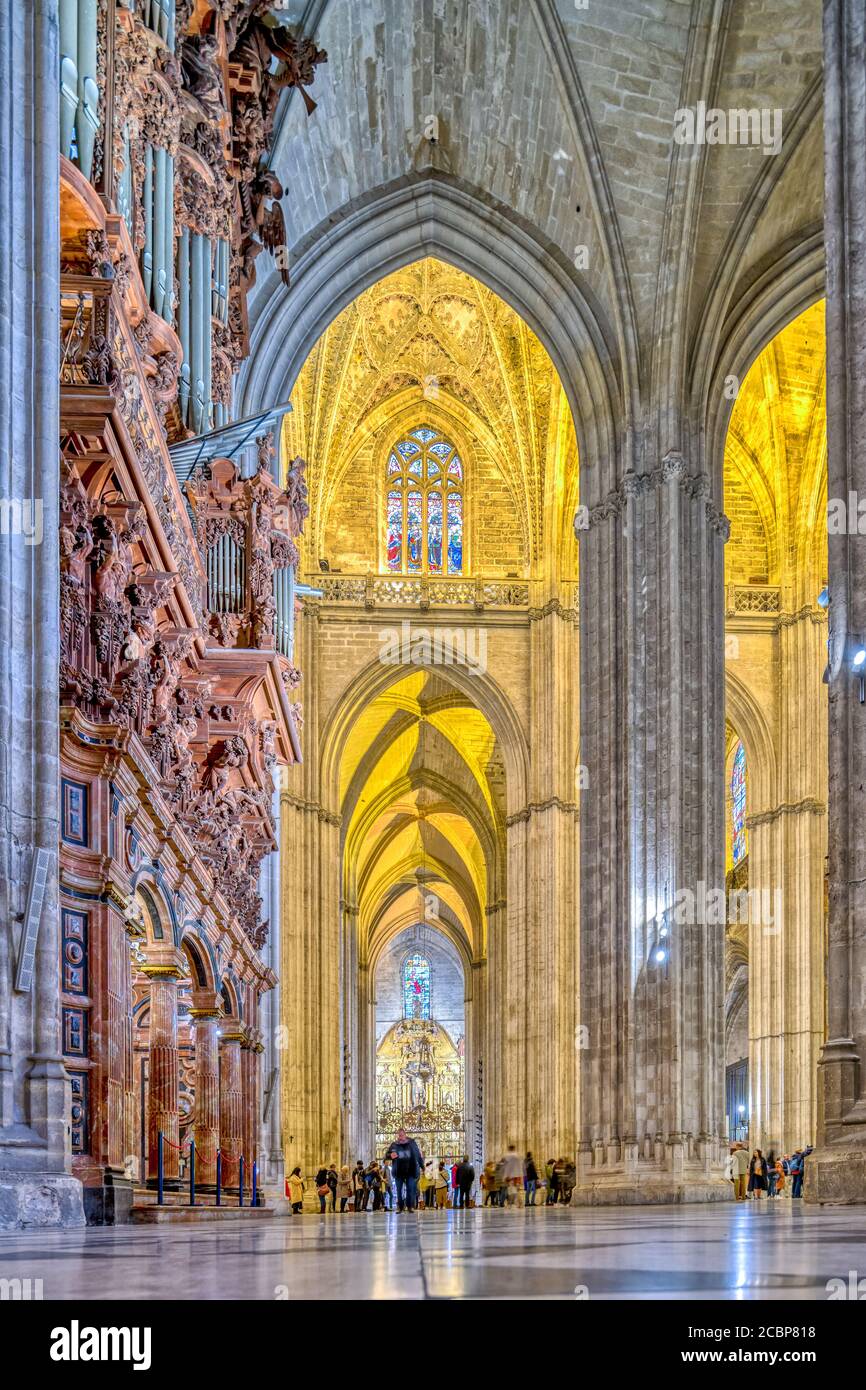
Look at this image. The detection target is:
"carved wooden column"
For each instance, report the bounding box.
[219,1027,244,1190]
[143,950,184,1186]
[240,1026,257,1183]
[190,990,221,1188]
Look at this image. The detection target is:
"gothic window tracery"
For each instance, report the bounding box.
[386,427,463,575]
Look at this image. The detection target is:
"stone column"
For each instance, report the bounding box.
[219,1028,244,1190]
[143,956,183,1186]
[341,898,363,1161]
[526,596,579,1162]
[575,457,728,1204]
[280,603,342,1180]
[189,991,221,1188]
[806,0,866,1202]
[0,0,83,1228]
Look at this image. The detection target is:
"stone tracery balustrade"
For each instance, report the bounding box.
[726,584,782,615]
[304,572,534,610]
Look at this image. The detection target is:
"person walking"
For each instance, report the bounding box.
[286,1166,305,1214]
[388,1127,423,1211]
[314,1164,330,1214]
[524,1151,539,1206]
[338,1164,352,1212]
[501,1144,524,1206]
[731,1143,750,1201]
[455,1155,474,1208]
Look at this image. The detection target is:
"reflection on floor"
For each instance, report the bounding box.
[1,1202,865,1300]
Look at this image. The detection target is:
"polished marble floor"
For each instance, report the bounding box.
[2,1201,865,1300]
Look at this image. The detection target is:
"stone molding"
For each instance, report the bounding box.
[588,454,730,539]
[746,797,826,829]
[282,790,341,827]
[506,796,579,827]
[526,597,579,624]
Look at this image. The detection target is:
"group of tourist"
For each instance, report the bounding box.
[291,1138,818,1212]
[286,1128,477,1213]
[481,1150,575,1205]
[726,1143,814,1200]
[286,1136,580,1213]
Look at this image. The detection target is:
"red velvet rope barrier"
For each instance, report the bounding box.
[158,1134,246,1164]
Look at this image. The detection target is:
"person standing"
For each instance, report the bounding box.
[545,1159,557,1204]
[367,1160,383,1211]
[748,1149,768,1199]
[388,1127,423,1211]
[789,1149,806,1199]
[524,1151,539,1206]
[338,1164,352,1212]
[286,1166,305,1214]
[725,1145,736,1196]
[352,1159,365,1212]
[314,1164,330,1214]
[435,1161,449,1209]
[419,1160,435,1210]
[381,1158,394,1211]
[731,1143,750,1201]
[482,1160,497,1205]
[501,1145,524,1206]
[455,1155,474,1208]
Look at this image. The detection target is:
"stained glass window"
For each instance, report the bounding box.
[731,740,747,864]
[384,426,464,574]
[428,492,443,572]
[403,953,431,1019]
[387,490,402,571]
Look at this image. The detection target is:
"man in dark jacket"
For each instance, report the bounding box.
[388,1127,423,1211]
[455,1155,475,1207]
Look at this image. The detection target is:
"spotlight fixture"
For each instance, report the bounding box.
[654,948,667,964]
[817,587,830,609]
[852,639,866,703]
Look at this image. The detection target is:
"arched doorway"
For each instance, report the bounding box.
[722,299,828,1154]
[277,256,581,1177]
[373,924,467,1165]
